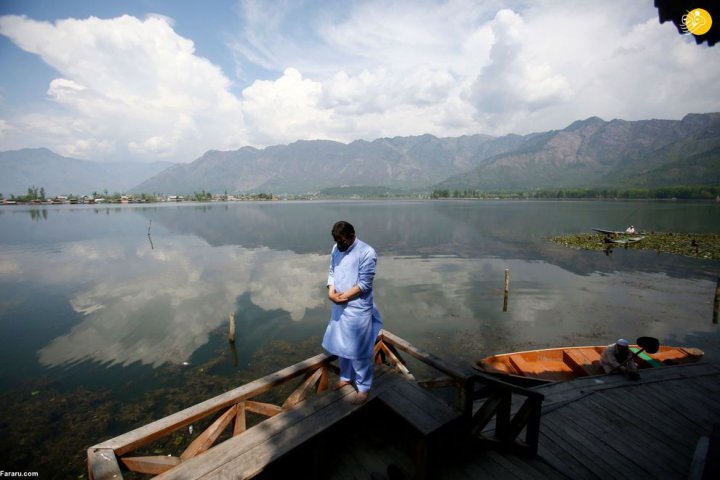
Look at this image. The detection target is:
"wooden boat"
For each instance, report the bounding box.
[592,228,629,235]
[591,227,645,246]
[476,344,704,384]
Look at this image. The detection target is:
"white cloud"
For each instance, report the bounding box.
[1,1,719,161]
[240,68,332,145]
[0,14,246,161]
[469,10,573,117]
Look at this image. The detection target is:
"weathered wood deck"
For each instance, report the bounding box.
[321,361,720,479]
[532,361,720,480]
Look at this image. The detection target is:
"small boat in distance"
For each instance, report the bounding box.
[476,344,704,384]
[592,228,631,235]
[592,227,645,245]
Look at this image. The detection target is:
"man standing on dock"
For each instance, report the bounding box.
[322,221,382,405]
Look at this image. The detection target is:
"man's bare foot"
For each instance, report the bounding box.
[351,391,369,405]
[333,380,353,391]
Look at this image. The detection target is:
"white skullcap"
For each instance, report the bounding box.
[617,339,629,347]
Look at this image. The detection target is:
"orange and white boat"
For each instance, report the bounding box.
[475,344,704,384]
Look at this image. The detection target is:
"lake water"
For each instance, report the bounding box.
[0,200,718,477]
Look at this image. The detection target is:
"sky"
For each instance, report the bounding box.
[0,0,718,164]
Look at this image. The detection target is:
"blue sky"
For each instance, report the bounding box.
[0,0,718,164]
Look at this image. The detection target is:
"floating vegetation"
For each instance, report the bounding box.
[549,232,720,261]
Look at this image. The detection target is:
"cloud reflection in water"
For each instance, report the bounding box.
[0,231,713,369]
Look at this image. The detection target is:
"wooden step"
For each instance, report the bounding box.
[378,376,461,436]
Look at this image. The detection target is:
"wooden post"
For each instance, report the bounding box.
[228,313,236,343]
[714,278,719,324]
[503,269,510,312]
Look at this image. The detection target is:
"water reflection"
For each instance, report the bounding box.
[0,201,717,374]
[19,246,719,368]
[137,201,719,279]
[34,237,328,367]
[29,209,48,221]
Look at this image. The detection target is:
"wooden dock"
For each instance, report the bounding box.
[532,360,720,480]
[88,332,720,480]
[321,361,720,479]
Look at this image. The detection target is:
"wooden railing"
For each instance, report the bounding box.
[88,329,545,479]
[375,330,544,457]
[88,353,337,479]
[467,373,544,456]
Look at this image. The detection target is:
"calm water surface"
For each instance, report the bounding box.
[0,200,718,476]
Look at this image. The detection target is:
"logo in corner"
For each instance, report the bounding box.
[681,8,713,36]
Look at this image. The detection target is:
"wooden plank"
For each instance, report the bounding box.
[562,350,594,376]
[539,369,720,479]
[245,400,283,417]
[575,399,686,477]
[533,363,720,479]
[380,343,415,380]
[470,391,511,435]
[634,383,711,429]
[373,341,384,364]
[120,455,181,475]
[589,392,695,457]
[93,352,336,456]
[508,355,535,376]
[657,379,720,420]
[549,402,659,479]
[539,413,616,479]
[535,429,596,480]
[417,376,456,389]
[283,367,324,409]
[378,388,447,436]
[462,450,523,479]
[482,449,550,480]
[87,448,123,480]
[471,391,506,435]
[385,342,409,369]
[380,330,469,380]
[181,405,237,460]
[233,402,246,436]
[682,374,720,396]
[317,365,328,393]
[506,396,541,444]
[394,378,459,426]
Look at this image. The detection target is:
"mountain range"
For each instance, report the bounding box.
[2,113,719,196]
[133,112,720,194]
[0,148,172,196]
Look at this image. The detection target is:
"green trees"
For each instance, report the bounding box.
[431,186,720,200]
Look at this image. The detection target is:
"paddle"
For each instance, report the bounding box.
[610,336,660,373]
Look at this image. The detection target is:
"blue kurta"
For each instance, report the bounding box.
[322,238,382,360]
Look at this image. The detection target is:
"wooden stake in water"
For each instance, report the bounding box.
[713,278,719,324]
[228,313,236,343]
[503,268,510,312]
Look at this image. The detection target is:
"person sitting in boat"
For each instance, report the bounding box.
[600,339,640,380]
[625,225,636,233]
